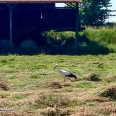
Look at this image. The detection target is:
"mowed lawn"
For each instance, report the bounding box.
[0,53,116,116]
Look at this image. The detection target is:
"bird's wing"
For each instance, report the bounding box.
[60,69,71,76]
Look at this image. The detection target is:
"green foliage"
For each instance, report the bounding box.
[78,25,116,54]
[83,26,116,44]
[42,31,75,47]
[81,0,113,26]
[66,0,114,26]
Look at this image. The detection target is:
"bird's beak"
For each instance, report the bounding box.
[53,66,57,70]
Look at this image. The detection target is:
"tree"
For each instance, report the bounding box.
[66,0,115,26]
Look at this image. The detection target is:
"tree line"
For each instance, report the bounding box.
[66,0,116,26]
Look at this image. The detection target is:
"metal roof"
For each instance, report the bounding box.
[0,0,81,3]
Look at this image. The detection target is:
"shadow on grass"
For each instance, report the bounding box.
[77,34,110,55]
[0,33,110,55]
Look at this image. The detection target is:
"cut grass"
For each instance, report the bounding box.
[0,53,116,115]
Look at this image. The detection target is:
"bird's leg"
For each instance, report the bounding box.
[75,77,78,81]
[65,77,72,82]
[68,78,71,82]
[64,77,66,82]
[68,78,73,82]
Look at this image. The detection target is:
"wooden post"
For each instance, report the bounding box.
[75,3,79,52]
[9,5,13,44]
[8,4,13,44]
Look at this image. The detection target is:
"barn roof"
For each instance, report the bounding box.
[0,0,81,3]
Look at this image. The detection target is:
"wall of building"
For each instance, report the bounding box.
[0,3,76,45]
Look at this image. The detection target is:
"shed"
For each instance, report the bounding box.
[0,0,81,48]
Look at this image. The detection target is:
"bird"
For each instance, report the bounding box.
[54,64,77,82]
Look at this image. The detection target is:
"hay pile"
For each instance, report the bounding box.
[0,82,10,91]
[99,85,116,100]
[83,73,101,82]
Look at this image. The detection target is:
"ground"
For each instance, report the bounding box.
[0,53,116,116]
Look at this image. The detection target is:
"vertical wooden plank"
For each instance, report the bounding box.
[8,4,13,44]
[75,2,79,51]
[7,3,13,43]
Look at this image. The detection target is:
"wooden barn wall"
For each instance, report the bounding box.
[0,4,9,40]
[0,3,76,44]
[42,8,76,30]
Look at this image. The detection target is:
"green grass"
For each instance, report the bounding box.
[71,81,96,88]
[0,54,116,115]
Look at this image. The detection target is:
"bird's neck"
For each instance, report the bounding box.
[57,65,60,71]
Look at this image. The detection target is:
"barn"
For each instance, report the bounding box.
[0,0,81,53]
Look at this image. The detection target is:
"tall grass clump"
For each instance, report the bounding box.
[79,24,116,53]
[84,26,116,44]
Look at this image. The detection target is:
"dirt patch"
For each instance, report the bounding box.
[99,85,116,100]
[83,73,101,82]
[0,82,10,91]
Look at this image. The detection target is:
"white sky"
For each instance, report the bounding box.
[107,0,116,22]
[55,0,116,22]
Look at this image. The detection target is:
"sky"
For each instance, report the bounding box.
[56,0,116,22]
[107,0,116,22]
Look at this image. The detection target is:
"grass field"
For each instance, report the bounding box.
[0,53,116,116]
